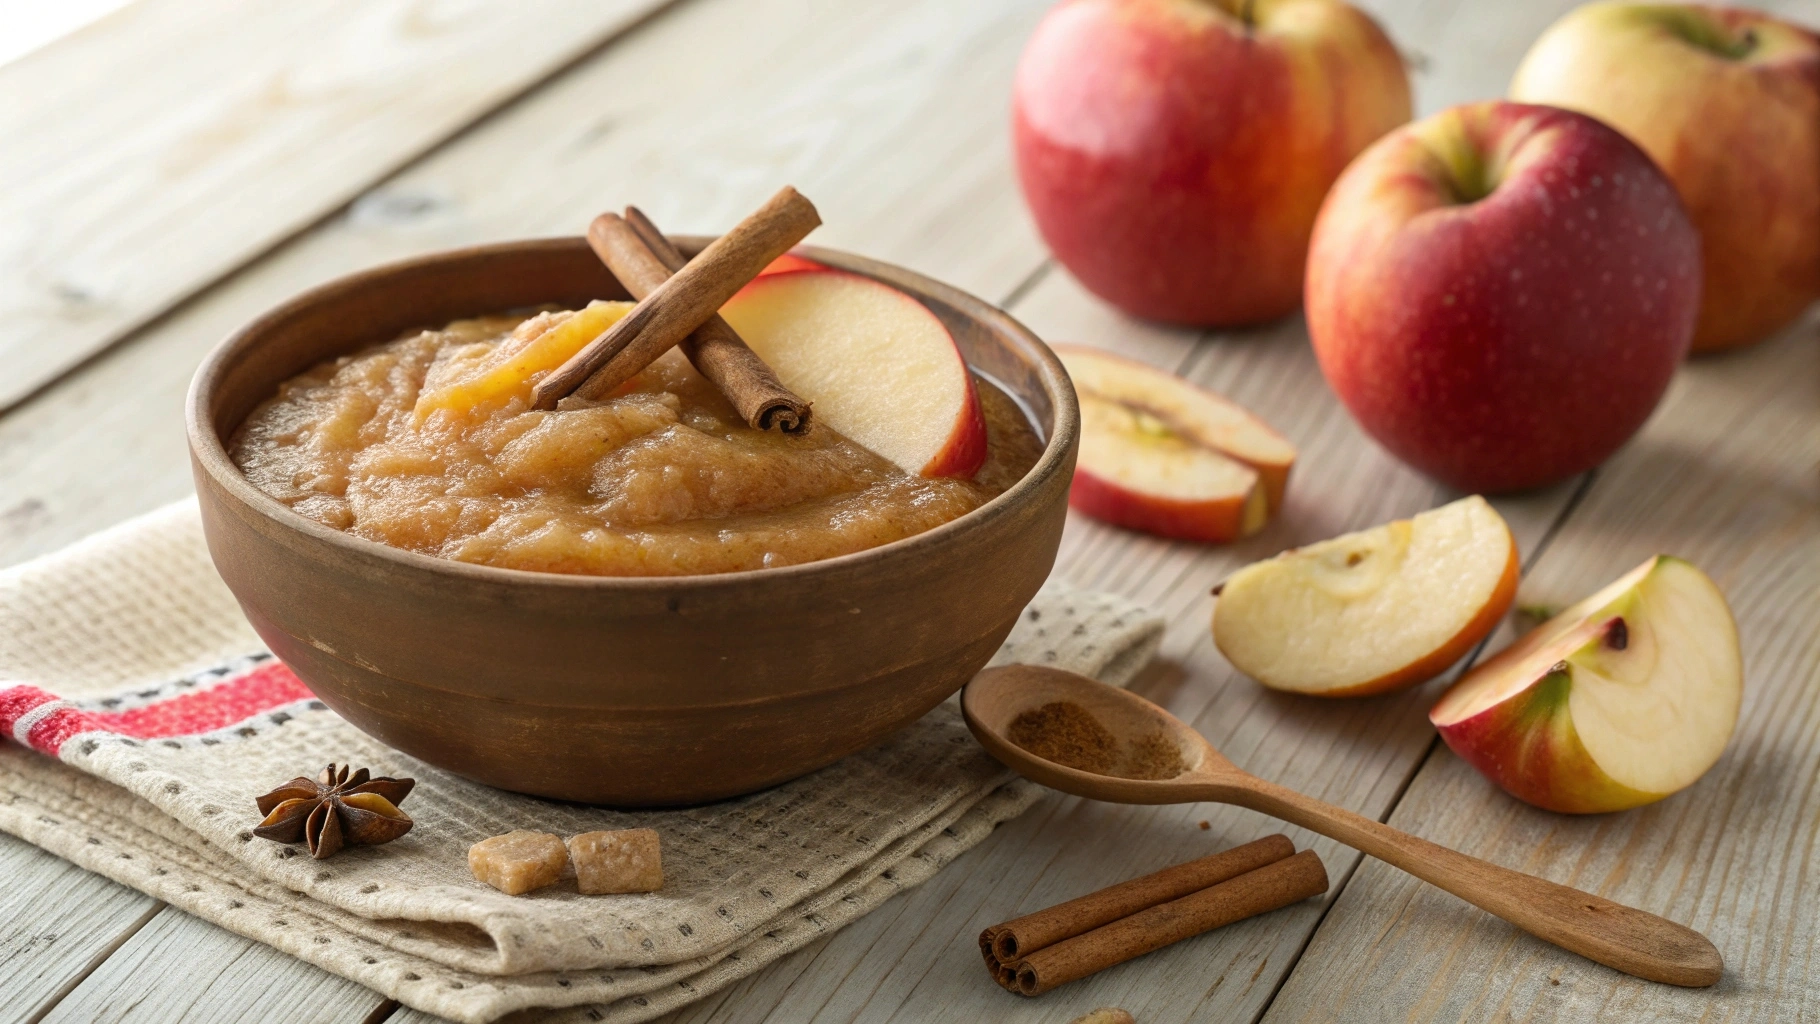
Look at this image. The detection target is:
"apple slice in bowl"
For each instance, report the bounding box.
[1058,345,1296,542]
[1430,556,1742,814]
[720,269,986,478]
[1213,495,1518,696]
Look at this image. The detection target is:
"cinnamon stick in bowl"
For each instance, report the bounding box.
[531,185,820,410]
[585,207,812,432]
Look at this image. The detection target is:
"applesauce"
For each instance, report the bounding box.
[230,308,1042,576]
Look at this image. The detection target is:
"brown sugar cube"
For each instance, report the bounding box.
[468,830,568,895]
[566,828,664,895]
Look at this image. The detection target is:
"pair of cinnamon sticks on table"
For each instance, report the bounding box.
[534,185,817,432]
[981,835,1326,996]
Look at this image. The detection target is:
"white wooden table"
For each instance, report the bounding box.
[3,1,1815,1021]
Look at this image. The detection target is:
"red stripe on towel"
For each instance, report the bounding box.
[1,662,315,756]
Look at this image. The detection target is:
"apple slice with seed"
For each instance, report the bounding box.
[1430,555,1742,813]
[1058,345,1295,542]
[1213,495,1518,696]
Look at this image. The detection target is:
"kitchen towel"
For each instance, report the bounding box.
[0,500,1163,1022]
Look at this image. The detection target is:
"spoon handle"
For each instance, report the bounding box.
[1218,775,1721,986]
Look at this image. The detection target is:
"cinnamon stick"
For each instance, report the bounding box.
[585,207,812,432]
[983,834,1293,965]
[530,186,820,410]
[1010,849,1328,996]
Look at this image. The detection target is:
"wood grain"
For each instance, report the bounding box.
[965,667,1722,989]
[0,834,161,1022]
[2,0,1814,1019]
[0,0,676,414]
[35,907,385,1024]
[1260,312,1820,1023]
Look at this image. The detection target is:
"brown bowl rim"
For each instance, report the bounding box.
[185,236,1078,593]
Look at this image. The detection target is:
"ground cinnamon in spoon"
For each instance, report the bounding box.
[1007,701,1186,780]
[1118,732,1185,781]
[1008,702,1118,774]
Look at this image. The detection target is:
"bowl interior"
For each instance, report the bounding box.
[190,237,1074,586]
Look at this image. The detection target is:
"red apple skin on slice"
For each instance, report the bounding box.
[1067,459,1266,544]
[1431,556,1743,814]
[720,269,987,478]
[1212,495,1518,696]
[1057,344,1296,543]
[1313,536,1518,697]
[1432,641,1658,814]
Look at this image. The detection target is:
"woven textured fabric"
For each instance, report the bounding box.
[0,501,1164,1023]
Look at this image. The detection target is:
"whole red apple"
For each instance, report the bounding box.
[1511,3,1820,352]
[1013,0,1410,326]
[1305,102,1701,493]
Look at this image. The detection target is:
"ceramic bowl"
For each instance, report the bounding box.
[187,237,1077,805]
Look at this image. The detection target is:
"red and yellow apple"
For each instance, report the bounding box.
[720,269,986,478]
[1213,496,1518,696]
[1013,0,1410,326]
[1511,3,1820,352]
[1058,345,1295,542]
[1305,101,1701,493]
[1430,556,1742,814]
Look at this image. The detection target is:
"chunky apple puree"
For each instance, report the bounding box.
[231,310,1041,576]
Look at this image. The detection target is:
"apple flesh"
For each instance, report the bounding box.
[1306,101,1701,493]
[1430,556,1742,814]
[1014,0,1410,325]
[1213,496,1518,696]
[719,269,986,478]
[1511,3,1820,352]
[1059,345,1296,543]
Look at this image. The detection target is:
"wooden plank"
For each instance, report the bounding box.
[33,906,386,1024]
[0,0,1050,571]
[0,0,677,414]
[0,833,161,1022]
[1259,312,1820,1023]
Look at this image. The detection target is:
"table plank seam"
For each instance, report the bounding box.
[998,259,1056,313]
[21,901,163,1024]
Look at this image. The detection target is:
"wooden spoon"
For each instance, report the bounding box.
[961,664,1722,987]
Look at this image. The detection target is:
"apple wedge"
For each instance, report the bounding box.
[414,300,634,422]
[1059,345,1296,542]
[1213,495,1518,696]
[1430,556,1742,814]
[719,269,986,478]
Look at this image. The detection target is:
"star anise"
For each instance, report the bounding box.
[253,763,416,859]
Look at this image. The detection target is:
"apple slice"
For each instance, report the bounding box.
[1430,556,1742,814]
[1213,495,1518,696]
[1058,345,1296,542]
[719,269,986,478]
